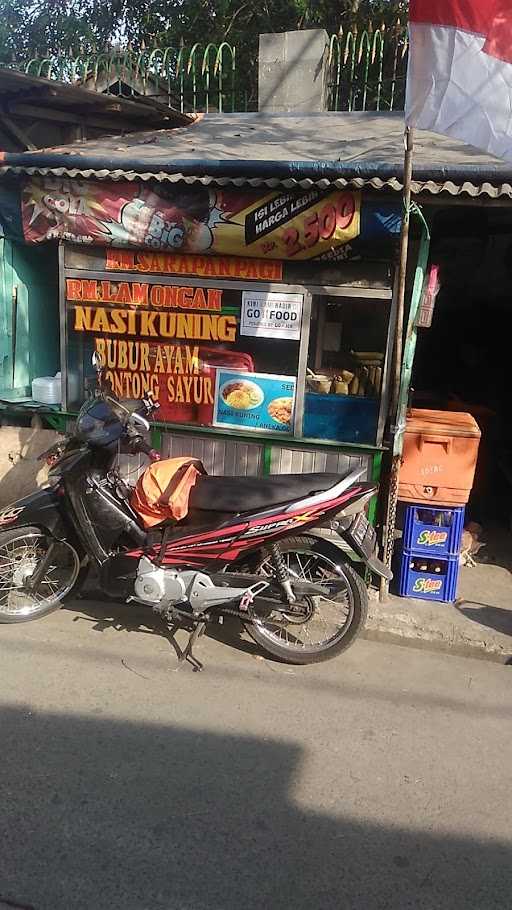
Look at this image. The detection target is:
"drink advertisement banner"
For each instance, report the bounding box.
[240,291,303,340]
[213,371,296,434]
[0,179,402,262]
[10,178,363,261]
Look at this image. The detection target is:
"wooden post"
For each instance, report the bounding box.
[392,125,414,415]
[380,126,414,602]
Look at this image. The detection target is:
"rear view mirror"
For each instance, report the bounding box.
[92,351,104,372]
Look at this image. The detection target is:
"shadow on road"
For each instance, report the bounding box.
[65,593,262,660]
[1,705,511,909]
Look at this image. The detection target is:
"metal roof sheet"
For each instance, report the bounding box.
[0,67,192,127]
[1,111,511,198]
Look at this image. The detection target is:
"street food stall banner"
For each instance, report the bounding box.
[65,272,301,432]
[68,276,235,420]
[0,177,401,261]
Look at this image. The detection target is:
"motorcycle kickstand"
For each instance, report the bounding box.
[164,620,206,672]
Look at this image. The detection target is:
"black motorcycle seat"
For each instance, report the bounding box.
[187,472,345,513]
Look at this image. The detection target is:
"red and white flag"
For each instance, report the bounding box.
[406,1,512,161]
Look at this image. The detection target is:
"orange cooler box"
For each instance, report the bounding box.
[398,409,481,505]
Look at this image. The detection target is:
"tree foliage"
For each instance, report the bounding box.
[0,1,408,110]
[0,0,408,62]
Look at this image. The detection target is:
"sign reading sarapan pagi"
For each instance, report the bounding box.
[104,250,283,281]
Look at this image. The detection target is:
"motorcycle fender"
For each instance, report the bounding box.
[307,527,393,581]
[0,485,70,540]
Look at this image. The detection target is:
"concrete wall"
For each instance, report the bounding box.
[0,427,152,509]
[0,427,58,507]
[258,29,329,113]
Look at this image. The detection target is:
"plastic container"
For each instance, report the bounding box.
[398,409,481,505]
[402,504,465,557]
[307,376,332,394]
[398,551,460,603]
[32,374,62,405]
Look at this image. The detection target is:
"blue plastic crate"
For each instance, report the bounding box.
[399,550,460,603]
[402,504,465,557]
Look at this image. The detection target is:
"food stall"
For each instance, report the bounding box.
[15,179,398,512]
[0,117,404,517]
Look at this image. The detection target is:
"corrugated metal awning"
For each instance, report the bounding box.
[2,166,511,199]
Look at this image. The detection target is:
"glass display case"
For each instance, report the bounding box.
[61,245,394,448]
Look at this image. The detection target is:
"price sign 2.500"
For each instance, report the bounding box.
[282,192,358,258]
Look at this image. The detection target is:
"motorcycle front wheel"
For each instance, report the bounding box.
[246,535,368,664]
[0,526,82,623]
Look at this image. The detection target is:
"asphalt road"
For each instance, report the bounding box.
[1,598,511,910]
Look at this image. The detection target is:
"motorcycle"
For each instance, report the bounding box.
[0,356,391,670]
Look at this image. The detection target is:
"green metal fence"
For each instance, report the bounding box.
[327,21,408,112]
[18,22,408,114]
[24,43,238,113]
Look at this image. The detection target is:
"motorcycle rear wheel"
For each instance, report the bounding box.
[0,526,82,623]
[246,535,368,664]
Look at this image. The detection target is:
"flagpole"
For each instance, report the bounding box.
[379,124,414,601]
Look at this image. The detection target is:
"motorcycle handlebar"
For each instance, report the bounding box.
[132,436,161,462]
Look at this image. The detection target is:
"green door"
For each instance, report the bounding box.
[0,239,60,399]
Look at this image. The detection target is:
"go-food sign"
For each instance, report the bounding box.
[241,291,303,341]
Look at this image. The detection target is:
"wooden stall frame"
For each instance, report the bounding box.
[58,243,68,411]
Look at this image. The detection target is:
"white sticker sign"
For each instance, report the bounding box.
[241,291,303,340]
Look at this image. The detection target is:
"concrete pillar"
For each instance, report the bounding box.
[258,29,329,113]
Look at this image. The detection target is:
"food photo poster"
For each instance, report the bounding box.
[213,370,296,434]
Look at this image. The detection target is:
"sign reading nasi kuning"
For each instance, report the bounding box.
[67,276,235,415]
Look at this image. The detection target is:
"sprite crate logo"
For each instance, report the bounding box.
[413,577,443,595]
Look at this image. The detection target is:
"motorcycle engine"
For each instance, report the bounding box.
[134,557,266,615]
[134,556,186,606]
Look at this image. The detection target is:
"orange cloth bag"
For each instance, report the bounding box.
[131,457,205,528]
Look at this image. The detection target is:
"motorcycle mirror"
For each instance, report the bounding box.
[91,350,107,394]
[91,351,104,372]
[131,411,150,432]
[142,392,160,413]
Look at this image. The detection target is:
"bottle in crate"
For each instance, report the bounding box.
[399,552,459,603]
[403,504,465,557]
